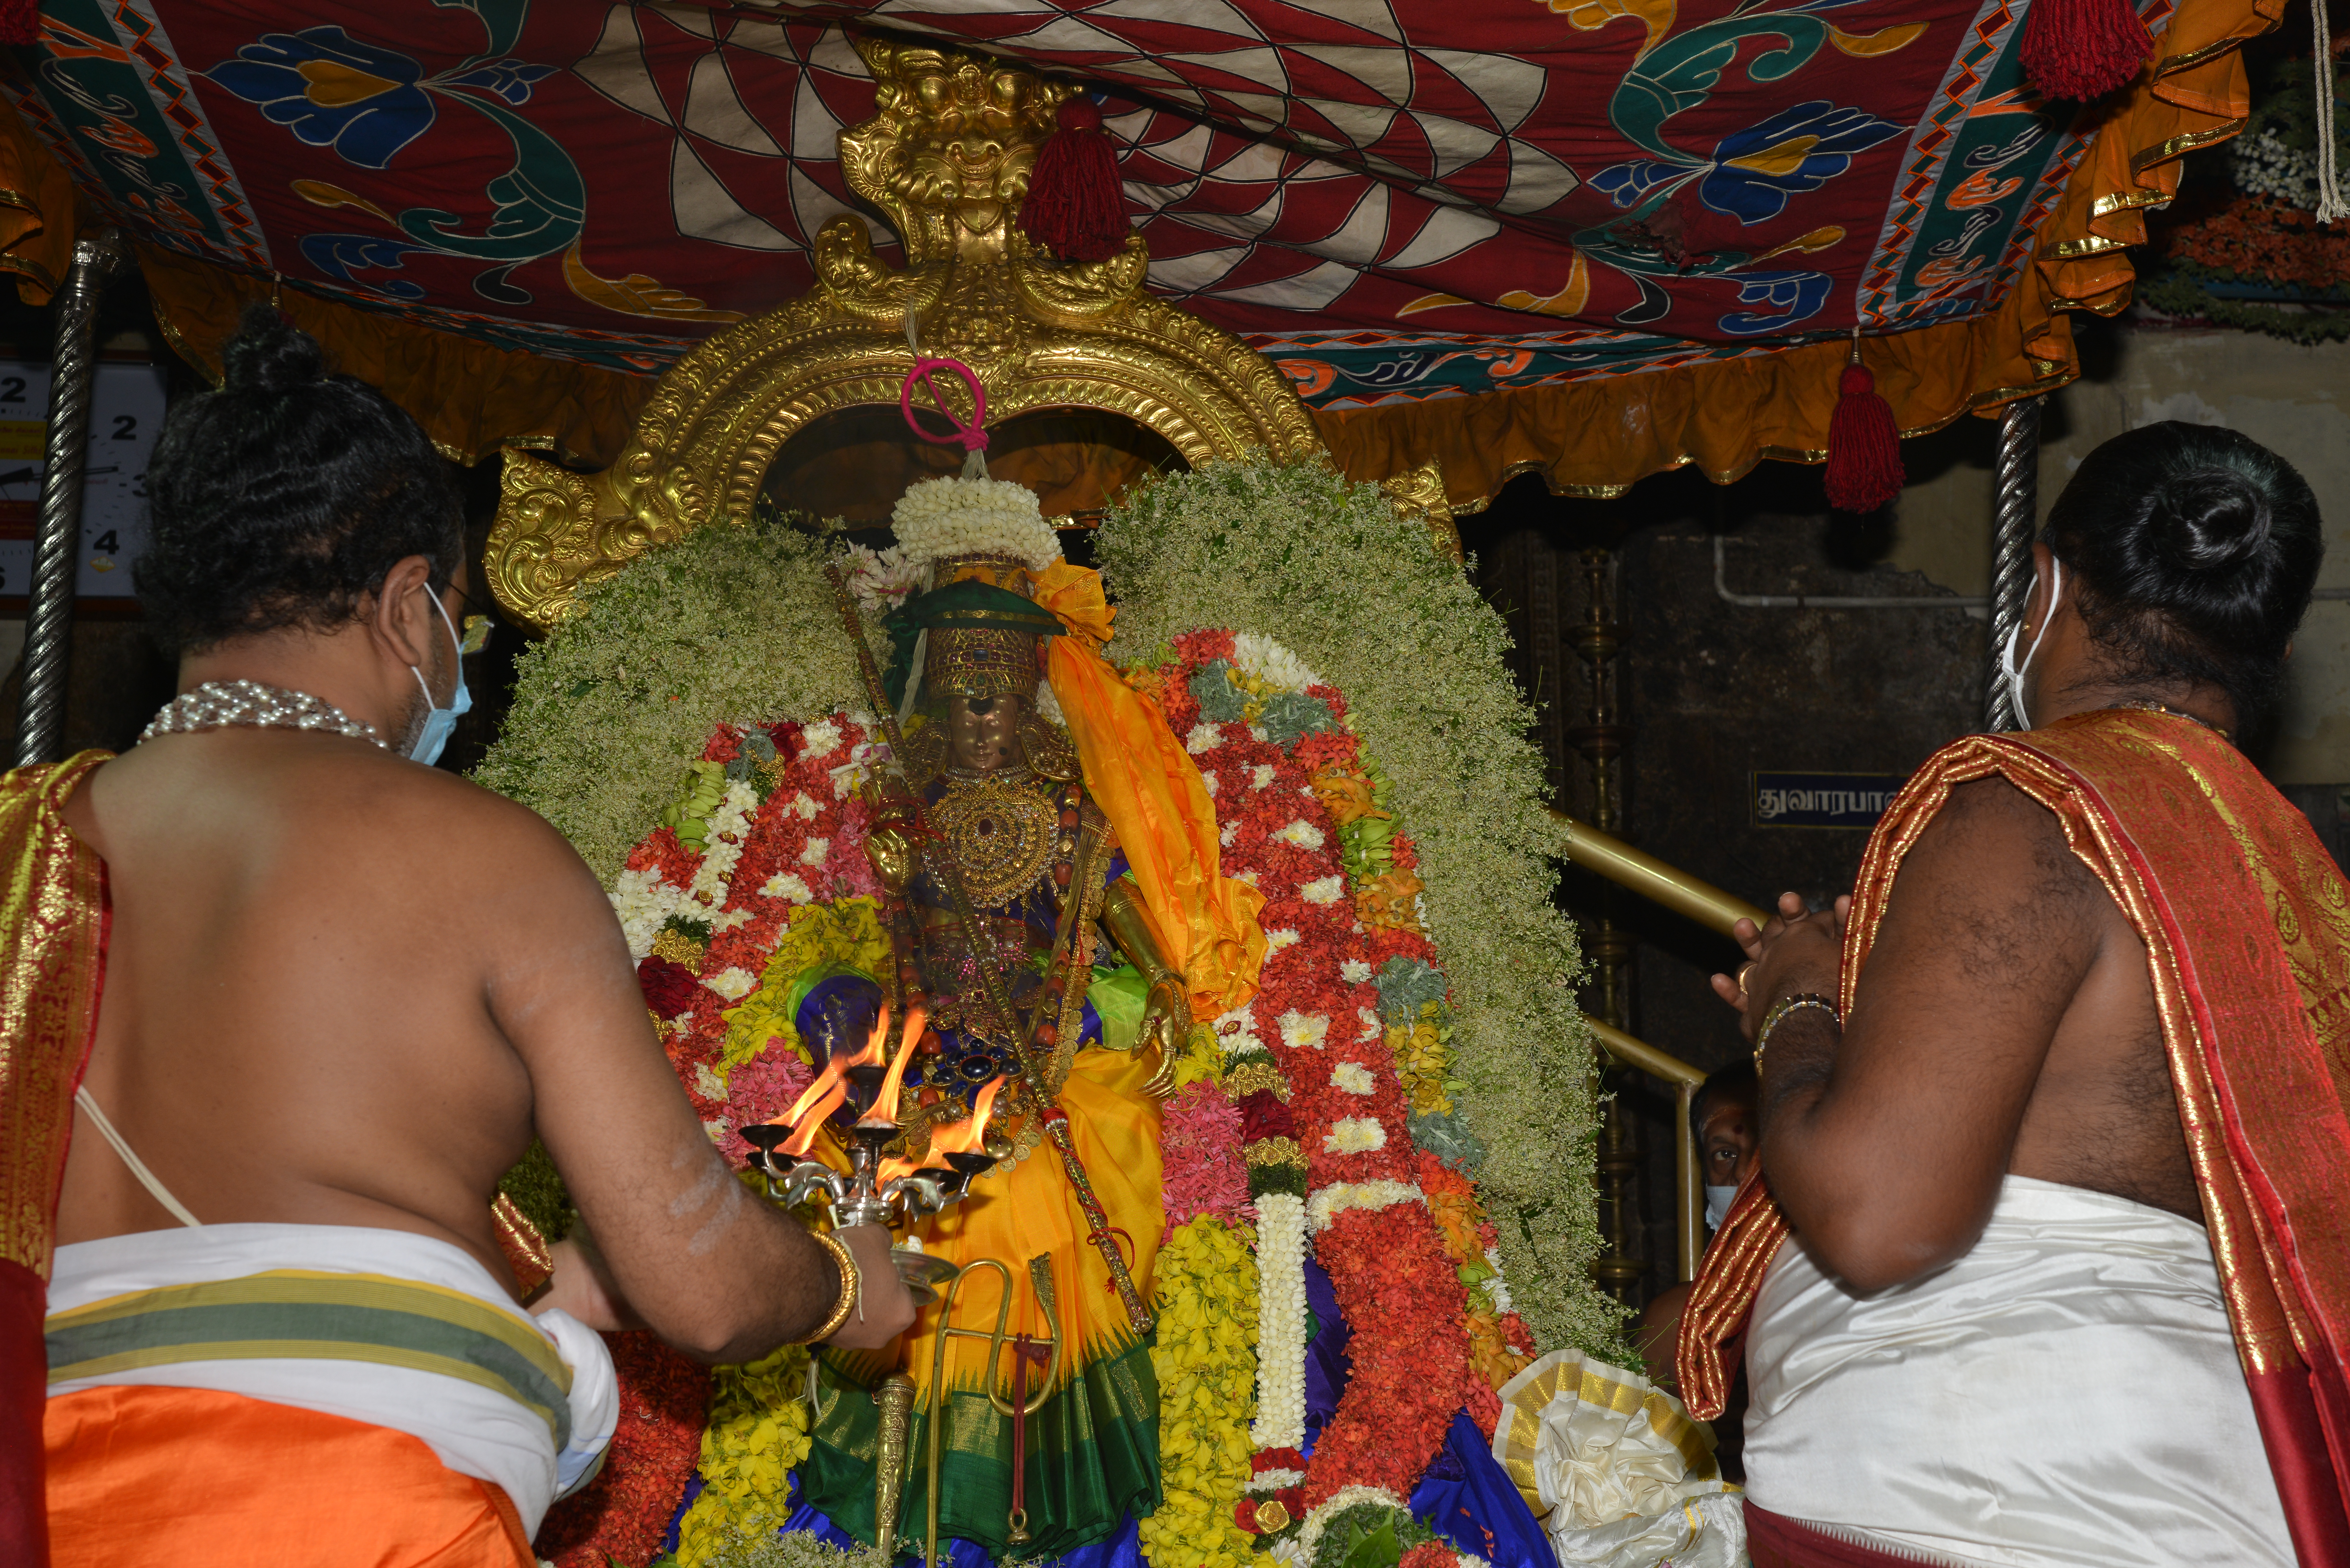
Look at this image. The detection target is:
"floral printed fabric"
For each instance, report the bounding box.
[6,0,2156,401]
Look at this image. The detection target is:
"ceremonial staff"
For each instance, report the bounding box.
[825,561,1154,1336]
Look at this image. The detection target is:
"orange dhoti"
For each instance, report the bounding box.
[46,1385,534,1567]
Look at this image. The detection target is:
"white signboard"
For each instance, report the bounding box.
[0,358,169,599]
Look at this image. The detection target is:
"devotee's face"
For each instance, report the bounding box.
[1701,1092,1761,1189]
[947,694,1023,773]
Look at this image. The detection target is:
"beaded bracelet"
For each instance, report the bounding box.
[1754,992,1840,1069]
[797,1228,861,1345]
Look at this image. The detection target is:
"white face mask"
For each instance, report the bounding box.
[1998,557,2064,730]
[1704,1185,1739,1231]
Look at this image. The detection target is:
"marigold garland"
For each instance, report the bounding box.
[1141,1215,1272,1568]
[675,1343,816,1566]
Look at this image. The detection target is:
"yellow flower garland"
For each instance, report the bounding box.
[675,1342,817,1566]
[1139,1215,1277,1568]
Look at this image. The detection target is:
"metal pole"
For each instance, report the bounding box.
[1982,396,2042,733]
[12,230,123,769]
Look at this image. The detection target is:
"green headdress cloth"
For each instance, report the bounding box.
[880,580,1063,709]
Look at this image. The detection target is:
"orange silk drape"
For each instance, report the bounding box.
[1030,563,1265,1019]
[1679,709,2350,1563]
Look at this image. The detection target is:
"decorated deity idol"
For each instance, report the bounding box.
[792,476,1265,1561]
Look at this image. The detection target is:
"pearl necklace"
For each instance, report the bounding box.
[138,679,387,750]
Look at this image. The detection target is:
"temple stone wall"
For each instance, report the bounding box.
[1892,324,2350,782]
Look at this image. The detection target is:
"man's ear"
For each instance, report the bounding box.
[368,554,439,670]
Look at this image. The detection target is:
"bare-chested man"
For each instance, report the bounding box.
[1683,422,2350,1568]
[1,309,913,1568]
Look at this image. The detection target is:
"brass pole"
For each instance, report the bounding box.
[1549,810,1768,937]
[1568,547,1643,1303]
[1587,1018,1706,1284]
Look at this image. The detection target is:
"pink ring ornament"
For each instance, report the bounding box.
[899,356,989,453]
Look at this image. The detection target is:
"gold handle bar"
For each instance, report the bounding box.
[1588,1019,1708,1283]
[1550,809,1768,937]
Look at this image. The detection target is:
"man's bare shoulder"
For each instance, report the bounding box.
[1914,775,2099,893]
[90,734,592,890]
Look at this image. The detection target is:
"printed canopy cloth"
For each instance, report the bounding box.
[0,0,2280,494]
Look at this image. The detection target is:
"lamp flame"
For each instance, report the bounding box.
[859,1004,926,1129]
[771,1005,890,1159]
[927,1076,1004,1163]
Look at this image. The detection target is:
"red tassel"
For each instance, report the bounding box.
[1020,96,1129,263]
[0,0,38,47]
[1823,348,1904,514]
[2020,0,2153,102]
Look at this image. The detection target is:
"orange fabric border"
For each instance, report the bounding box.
[132,244,654,469]
[0,752,111,1282]
[0,104,78,308]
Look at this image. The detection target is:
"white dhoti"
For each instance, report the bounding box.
[46,1222,619,1535]
[1743,1174,2293,1568]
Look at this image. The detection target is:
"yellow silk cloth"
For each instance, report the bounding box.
[1,753,111,1282]
[1033,563,1266,1018]
[896,1044,1164,1397]
[1678,709,2350,1555]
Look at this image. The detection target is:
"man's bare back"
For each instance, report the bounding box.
[58,731,580,1283]
[1722,773,2197,1291]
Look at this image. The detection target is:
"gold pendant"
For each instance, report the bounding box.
[928,772,1057,909]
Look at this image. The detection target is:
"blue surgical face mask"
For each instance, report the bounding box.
[406,587,473,767]
[1704,1184,1739,1232]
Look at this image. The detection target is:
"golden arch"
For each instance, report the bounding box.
[484,33,1330,633]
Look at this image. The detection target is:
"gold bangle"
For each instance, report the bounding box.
[797,1228,860,1344]
[1753,992,1839,1069]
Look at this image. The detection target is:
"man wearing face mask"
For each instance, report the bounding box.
[0,308,913,1567]
[1679,424,2350,1568]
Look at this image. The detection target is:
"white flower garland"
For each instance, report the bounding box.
[612,865,686,960]
[1305,1180,1424,1233]
[1249,1192,1309,1451]
[1232,631,1326,694]
[890,476,1061,570]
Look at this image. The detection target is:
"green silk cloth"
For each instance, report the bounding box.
[800,1331,1159,1557]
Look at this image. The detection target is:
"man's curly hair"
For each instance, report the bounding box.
[135,305,463,655]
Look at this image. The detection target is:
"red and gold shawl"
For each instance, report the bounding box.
[1679,708,2350,1564]
[0,752,112,1567]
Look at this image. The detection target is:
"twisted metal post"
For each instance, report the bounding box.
[12,230,123,769]
[1982,396,2043,733]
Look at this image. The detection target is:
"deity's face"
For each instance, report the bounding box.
[946,694,1024,773]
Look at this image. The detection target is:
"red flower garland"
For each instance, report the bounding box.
[535,1331,711,1567]
[1146,632,1477,1513]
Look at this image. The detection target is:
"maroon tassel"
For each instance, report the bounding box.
[1823,345,1904,514]
[2020,0,2153,101]
[0,0,38,47]
[1020,95,1128,263]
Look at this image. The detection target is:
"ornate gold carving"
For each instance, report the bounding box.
[1379,459,1465,566]
[485,33,1326,632]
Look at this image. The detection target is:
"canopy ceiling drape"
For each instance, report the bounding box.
[0,0,2284,499]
